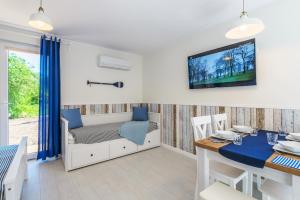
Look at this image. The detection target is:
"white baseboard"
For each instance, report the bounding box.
[161,144,196,160]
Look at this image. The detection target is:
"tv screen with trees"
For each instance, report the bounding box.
[188,39,256,89]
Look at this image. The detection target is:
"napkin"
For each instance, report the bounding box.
[272,155,300,170]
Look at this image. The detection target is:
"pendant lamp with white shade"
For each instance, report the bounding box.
[226,0,264,39]
[29,0,53,31]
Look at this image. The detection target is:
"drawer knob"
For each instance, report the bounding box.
[123,146,126,149]
[90,154,94,157]
[148,140,151,143]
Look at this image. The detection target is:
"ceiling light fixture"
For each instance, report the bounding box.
[29,0,53,31]
[225,0,264,39]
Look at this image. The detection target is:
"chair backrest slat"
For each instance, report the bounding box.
[212,113,228,132]
[191,116,213,141]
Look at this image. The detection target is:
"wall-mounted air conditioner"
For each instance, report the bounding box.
[98,55,131,70]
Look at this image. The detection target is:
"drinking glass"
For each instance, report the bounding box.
[233,135,243,145]
[278,128,287,137]
[250,128,258,136]
[267,132,278,145]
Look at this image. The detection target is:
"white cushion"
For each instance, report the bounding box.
[200,182,256,200]
[261,179,292,200]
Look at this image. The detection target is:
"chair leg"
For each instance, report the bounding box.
[242,176,248,194]
[229,181,236,190]
[194,177,199,200]
[247,173,253,196]
[256,175,262,191]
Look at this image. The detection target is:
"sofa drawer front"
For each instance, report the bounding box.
[109,139,137,159]
[138,130,160,151]
[71,143,109,168]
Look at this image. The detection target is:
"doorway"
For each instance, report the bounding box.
[7,48,40,156]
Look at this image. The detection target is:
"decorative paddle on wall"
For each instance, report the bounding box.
[87,80,124,88]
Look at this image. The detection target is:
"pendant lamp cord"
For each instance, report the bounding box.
[241,0,247,17]
[38,0,44,13]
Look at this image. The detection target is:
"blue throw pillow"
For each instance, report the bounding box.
[61,108,83,129]
[132,107,148,121]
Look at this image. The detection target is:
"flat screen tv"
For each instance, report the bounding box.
[188,39,256,89]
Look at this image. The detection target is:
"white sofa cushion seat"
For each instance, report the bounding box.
[200,182,256,200]
[209,160,247,183]
[261,179,292,200]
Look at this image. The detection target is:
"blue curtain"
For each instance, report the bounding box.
[37,35,61,160]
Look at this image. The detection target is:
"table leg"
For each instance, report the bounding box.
[292,175,300,200]
[195,147,209,200]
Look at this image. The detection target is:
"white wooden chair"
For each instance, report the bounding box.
[200,182,256,200]
[261,179,292,200]
[212,113,262,196]
[211,113,228,131]
[192,115,249,198]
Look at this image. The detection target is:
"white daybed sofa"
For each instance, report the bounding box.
[2,137,27,200]
[61,112,160,171]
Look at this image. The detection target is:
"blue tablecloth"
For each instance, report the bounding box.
[219,130,285,168]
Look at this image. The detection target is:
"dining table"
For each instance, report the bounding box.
[194,133,300,200]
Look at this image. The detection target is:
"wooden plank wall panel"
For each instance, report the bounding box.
[231,107,237,127]
[63,105,87,115]
[112,104,127,113]
[63,103,300,155]
[149,103,160,113]
[237,107,245,125]
[219,106,225,114]
[250,108,257,128]
[178,105,185,150]
[225,107,232,127]
[282,109,294,133]
[273,109,282,131]
[178,105,196,153]
[256,108,265,129]
[210,106,216,115]
[130,103,143,111]
[101,104,109,114]
[206,106,211,116]
[201,106,206,116]
[264,108,274,131]
[244,108,251,126]
[162,104,175,147]
[176,105,180,148]
[294,110,300,132]
[173,105,177,148]
[196,105,202,116]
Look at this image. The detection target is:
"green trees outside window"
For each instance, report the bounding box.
[8,54,39,119]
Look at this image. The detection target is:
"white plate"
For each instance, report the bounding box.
[289,133,300,140]
[278,141,300,153]
[212,130,237,141]
[286,135,300,142]
[273,144,300,156]
[232,125,253,133]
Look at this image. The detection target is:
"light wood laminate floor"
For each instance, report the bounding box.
[22,147,196,200]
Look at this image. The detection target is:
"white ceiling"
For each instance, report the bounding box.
[0,0,273,54]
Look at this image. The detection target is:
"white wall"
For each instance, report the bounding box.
[60,41,143,105]
[143,0,300,109]
[0,28,143,105]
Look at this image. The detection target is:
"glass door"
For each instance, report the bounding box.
[0,44,40,159]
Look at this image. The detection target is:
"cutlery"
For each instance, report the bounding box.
[209,138,228,143]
